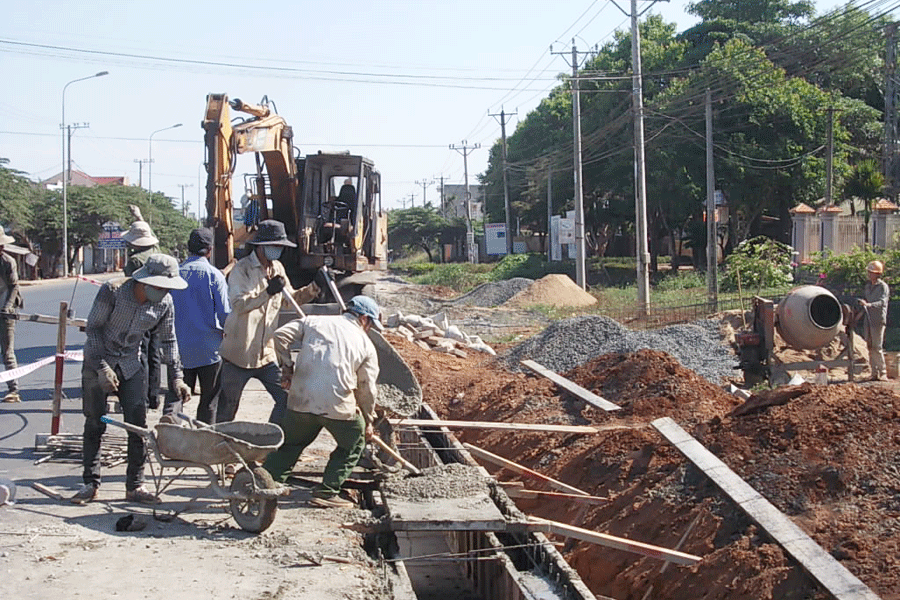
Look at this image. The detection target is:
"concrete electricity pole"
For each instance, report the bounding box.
[134,158,151,189]
[415,179,434,207]
[178,183,194,217]
[551,43,588,289]
[885,22,898,197]
[706,89,718,309]
[450,140,480,263]
[612,0,667,313]
[490,107,517,256]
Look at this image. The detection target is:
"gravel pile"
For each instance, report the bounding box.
[448,278,534,307]
[503,315,736,383]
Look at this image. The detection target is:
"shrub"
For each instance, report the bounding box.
[721,236,793,292]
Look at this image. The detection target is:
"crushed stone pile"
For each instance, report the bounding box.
[448,277,534,307]
[503,274,597,308]
[503,315,736,383]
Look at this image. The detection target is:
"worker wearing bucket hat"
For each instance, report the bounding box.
[72,254,191,505]
[217,220,320,425]
[0,225,23,403]
[860,260,890,381]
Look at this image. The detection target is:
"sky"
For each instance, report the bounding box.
[0,0,864,219]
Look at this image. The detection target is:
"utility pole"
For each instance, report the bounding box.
[885,23,898,197]
[178,183,194,217]
[66,123,89,187]
[134,158,150,188]
[824,107,841,205]
[706,89,718,309]
[547,163,553,261]
[415,179,434,207]
[407,193,416,209]
[551,42,588,289]
[612,0,666,313]
[490,107,517,256]
[437,175,445,217]
[450,140,480,263]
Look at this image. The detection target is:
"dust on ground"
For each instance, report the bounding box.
[390,328,900,600]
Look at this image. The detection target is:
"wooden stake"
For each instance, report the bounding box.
[520,359,621,411]
[463,442,591,497]
[390,418,607,434]
[50,302,67,435]
[31,482,64,501]
[529,517,702,565]
[503,488,608,505]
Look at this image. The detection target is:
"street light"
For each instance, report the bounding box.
[148,123,182,226]
[61,70,108,278]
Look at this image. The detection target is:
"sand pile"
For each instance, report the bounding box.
[503,274,597,308]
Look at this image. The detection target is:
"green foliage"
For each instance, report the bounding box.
[0,159,36,235]
[387,206,466,262]
[487,254,569,281]
[721,236,793,291]
[808,247,894,293]
[654,269,707,292]
[406,263,492,291]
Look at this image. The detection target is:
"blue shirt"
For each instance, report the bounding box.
[170,255,231,369]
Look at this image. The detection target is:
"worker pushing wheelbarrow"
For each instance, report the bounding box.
[101,414,286,533]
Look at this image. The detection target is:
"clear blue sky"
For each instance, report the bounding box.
[0,0,864,217]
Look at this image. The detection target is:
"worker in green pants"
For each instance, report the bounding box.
[264,296,382,509]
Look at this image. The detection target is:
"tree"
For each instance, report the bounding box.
[387,206,466,262]
[0,159,35,237]
[844,159,885,246]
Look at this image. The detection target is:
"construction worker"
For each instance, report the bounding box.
[264,295,381,508]
[0,226,22,403]
[163,228,230,423]
[121,218,163,410]
[217,220,319,424]
[72,254,191,504]
[860,260,890,381]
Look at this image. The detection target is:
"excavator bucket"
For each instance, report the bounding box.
[368,329,422,418]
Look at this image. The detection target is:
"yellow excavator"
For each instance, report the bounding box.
[202,93,388,296]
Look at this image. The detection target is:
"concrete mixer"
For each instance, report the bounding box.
[735,285,858,385]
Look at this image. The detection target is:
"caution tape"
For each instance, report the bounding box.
[76,275,104,286]
[0,350,83,383]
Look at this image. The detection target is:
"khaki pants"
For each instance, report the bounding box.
[867,323,886,378]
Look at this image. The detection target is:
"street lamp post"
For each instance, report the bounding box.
[61,71,108,278]
[148,123,182,226]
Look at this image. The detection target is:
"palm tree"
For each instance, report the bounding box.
[844,159,885,246]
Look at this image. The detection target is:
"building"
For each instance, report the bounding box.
[440,183,484,222]
[41,170,128,189]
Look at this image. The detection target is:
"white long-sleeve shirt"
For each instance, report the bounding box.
[274,314,379,423]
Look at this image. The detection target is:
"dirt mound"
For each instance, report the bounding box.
[390,332,900,600]
[503,274,597,308]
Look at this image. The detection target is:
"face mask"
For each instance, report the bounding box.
[263,245,283,261]
[144,285,168,303]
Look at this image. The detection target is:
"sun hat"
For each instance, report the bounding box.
[346,295,384,331]
[0,226,15,246]
[132,254,188,289]
[122,220,159,247]
[188,228,214,254]
[249,220,296,247]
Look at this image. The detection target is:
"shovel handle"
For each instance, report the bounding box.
[101,415,152,437]
[370,435,422,476]
[281,289,306,318]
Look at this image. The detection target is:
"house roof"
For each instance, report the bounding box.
[874,198,898,211]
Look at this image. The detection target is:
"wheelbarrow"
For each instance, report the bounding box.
[100,414,286,533]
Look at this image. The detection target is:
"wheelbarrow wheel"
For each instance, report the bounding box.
[229,466,278,533]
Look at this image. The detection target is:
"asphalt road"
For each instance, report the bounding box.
[0,274,118,485]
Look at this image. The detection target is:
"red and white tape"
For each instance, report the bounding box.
[76,275,104,286]
[0,350,83,383]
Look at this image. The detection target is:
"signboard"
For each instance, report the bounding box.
[98,225,126,249]
[484,223,508,256]
[550,216,561,261]
[558,218,575,244]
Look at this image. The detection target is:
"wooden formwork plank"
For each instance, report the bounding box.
[390,418,603,434]
[520,359,621,412]
[651,417,881,600]
[464,442,592,497]
[530,518,702,565]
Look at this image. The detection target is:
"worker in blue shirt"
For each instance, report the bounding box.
[164,228,231,423]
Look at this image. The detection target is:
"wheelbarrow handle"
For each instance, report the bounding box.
[100,415,152,437]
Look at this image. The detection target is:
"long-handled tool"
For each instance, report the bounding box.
[281,289,306,318]
[320,266,347,312]
[370,434,422,476]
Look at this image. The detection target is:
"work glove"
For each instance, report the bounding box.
[173,378,191,404]
[98,365,119,394]
[265,275,286,296]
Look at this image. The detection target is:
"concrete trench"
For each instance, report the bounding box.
[360,403,599,600]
